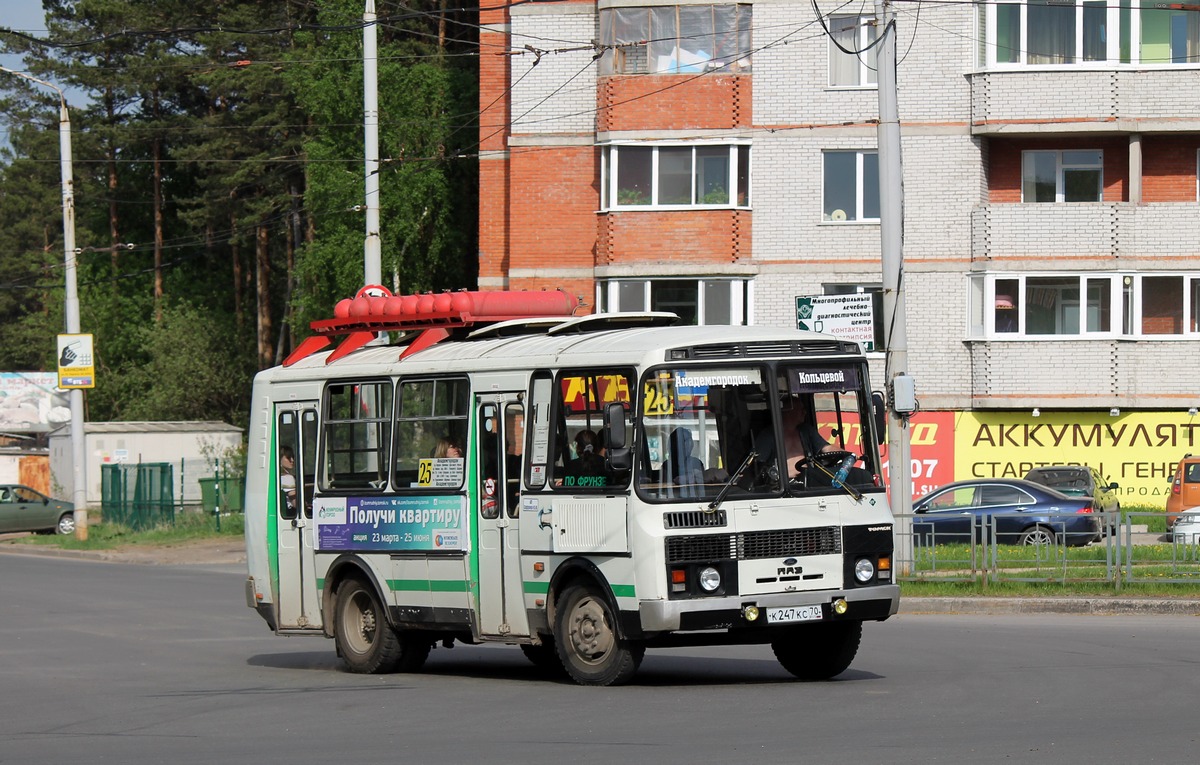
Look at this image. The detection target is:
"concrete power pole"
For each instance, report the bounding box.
[363,0,382,287]
[874,0,915,571]
[0,66,89,540]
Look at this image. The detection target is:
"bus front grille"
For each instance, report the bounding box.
[663,509,728,529]
[666,526,842,563]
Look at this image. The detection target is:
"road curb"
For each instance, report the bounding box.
[901,596,1200,616]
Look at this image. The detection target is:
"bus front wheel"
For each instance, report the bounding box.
[772,621,862,680]
[334,579,403,674]
[554,583,643,686]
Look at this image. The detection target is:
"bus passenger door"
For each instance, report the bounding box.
[477,396,531,638]
[275,406,321,630]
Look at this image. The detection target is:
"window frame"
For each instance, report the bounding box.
[319,378,394,493]
[970,272,1200,339]
[602,142,750,210]
[822,149,880,223]
[597,277,751,326]
[391,376,471,493]
[598,4,754,75]
[828,14,878,88]
[984,1,1200,67]
[1021,149,1103,203]
[550,368,637,493]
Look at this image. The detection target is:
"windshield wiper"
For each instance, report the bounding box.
[707,449,758,512]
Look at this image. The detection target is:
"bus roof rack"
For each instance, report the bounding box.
[465,316,569,340]
[547,312,680,335]
[283,286,582,367]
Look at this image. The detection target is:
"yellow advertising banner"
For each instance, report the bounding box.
[57,333,95,389]
[953,411,1198,505]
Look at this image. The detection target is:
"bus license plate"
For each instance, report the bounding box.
[766,605,823,624]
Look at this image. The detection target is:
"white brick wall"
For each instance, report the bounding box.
[495,0,1200,410]
[510,7,599,136]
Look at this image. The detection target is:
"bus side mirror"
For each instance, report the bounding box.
[872,391,887,436]
[605,402,632,472]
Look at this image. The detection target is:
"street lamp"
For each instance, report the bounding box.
[0,66,89,540]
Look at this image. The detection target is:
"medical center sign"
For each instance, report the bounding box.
[795,294,876,351]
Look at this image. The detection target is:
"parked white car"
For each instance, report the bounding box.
[1172,508,1200,545]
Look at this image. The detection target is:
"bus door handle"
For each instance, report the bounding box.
[292,518,306,529]
[538,507,553,529]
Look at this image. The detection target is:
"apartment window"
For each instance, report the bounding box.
[603,143,750,209]
[598,278,750,325]
[1144,5,1200,63]
[1021,150,1102,203]
[972,273,1200,338]
[823,150,879,221]
[598,5,753,75]
[829,15,878,86]
[988,1,1200,65]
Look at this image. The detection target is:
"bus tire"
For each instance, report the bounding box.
[394,631,432,673]
[520,642,564,676]
[334,579,402,674]
[772,621,862,681]
[553,583,643,686]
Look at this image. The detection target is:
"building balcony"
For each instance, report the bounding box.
[971,203,1200,267]
[969,69,1200,135]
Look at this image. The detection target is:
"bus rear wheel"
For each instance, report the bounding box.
[554,583,643,686]
[334,579,403,674]
[772,621,862,681]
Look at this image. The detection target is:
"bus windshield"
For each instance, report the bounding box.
[636,363,881,502]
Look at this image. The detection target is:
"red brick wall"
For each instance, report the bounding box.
[508,146,599,271]
[988,137,1127,202]
[599,210,751,265]
[599,75,751,132]
[479,24,511,281]
[1142,136,1200,202]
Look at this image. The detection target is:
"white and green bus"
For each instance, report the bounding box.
[244,288,899,686]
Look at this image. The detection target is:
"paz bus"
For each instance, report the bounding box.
[243,286,899,686]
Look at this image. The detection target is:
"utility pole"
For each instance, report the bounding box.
[1,66,89,540]
[363,0,382,287]
[874,1,914,570]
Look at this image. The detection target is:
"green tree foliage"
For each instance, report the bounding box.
[0,0,480,427]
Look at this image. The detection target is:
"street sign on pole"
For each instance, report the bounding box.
[57,333,95,389]
[796,294,876,350]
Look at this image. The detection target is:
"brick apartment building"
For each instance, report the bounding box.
[477,1,1200,499]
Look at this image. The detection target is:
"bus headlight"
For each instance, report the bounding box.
[698,566,721,592]
[854,558,875,583]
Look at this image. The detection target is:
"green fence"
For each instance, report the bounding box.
[199,476,245,514]
[101,462,176,531]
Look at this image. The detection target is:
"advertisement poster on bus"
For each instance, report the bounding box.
[314,495,466,552]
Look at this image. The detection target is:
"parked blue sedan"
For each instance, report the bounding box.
[0,485,76,535]
[912,479,1101,547]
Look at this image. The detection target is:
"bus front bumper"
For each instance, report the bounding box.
[635,585,900,634]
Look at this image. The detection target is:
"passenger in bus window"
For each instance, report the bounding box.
[568,429,605,477]
[279,445,297,512]
[783,398,834,476]
[434,437,463,459]
[662,427,705,485]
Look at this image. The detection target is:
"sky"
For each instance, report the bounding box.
[1,2,88,150]
[0,1,47,77]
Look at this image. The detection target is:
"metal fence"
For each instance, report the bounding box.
[101,462,175,531]
[894,511,1200,588]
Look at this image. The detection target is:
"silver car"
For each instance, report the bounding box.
[0,485,76,535]
[1172,508,1200,545]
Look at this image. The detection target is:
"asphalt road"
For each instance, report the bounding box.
[1,552,1197,764]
